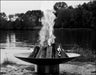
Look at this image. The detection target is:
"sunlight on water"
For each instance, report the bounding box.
[6,33,16,48]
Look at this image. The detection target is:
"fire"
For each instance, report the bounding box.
[39,10,56,46]
[29,10,69,58]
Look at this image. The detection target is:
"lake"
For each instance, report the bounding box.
[0,28,95,50]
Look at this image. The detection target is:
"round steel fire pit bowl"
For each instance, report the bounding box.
[15,52,80,74]
[15,52,80,65]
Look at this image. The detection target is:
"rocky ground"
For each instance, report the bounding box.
[0,61,96,75]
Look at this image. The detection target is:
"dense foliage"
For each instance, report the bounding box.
[0,10,43,29]
[0,1,96,30]
[54,1,96,29]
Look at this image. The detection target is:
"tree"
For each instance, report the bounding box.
[0,12,8,29]
[55,9,73,28]
[54,2,68,11]
[21,10,43,29]
[15,13,24,21]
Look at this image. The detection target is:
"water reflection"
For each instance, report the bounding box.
[0,30,39,49]
[6,33,16,48]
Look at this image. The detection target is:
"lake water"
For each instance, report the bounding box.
[0,28,95,50]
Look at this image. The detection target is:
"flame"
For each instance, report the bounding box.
[39,10,56,46]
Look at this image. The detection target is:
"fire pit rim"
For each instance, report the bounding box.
[14,52,80,58]
[14,52,80,65]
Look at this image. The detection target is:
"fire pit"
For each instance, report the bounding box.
[15,44,80,74]
[15,10,80,75]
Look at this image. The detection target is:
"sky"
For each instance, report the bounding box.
[1,1,90,15]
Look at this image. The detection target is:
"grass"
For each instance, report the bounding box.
[1,59,17,67]
[61,72,81,75]
[66,44,96,62]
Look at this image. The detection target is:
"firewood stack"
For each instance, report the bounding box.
[29,43,68,58]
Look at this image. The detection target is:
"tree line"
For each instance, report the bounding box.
[0,10,43,30]
[54,1,96,29]
[0,1,96,30]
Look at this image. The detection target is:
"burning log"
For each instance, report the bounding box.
[36,46,47,58]
[60,49,69,58]
[29,46,40,58]
[29,43,69,59]
[56,44,69,58]
[46,46,52,58]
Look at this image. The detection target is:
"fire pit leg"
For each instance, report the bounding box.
[37,64,59,74]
